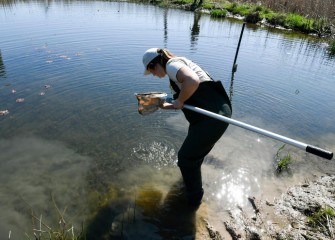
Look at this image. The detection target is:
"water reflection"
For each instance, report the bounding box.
[216,168,254,207]
[190,12,201,50]
[0,50,6,78]
[163,8,168,47]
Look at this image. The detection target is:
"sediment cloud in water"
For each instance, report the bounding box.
[0,137,91,238]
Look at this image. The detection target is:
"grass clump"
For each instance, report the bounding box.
[307,206,335,238]
[283,13,314,33]
[222,2,251,16]
[202,2,214,10]
[231,4,252,16]
[24,196,85,240]
[276,153,292,172]
[210,9,227,18]
[266,12,287,26]
[172,0,193,5]
[275,144,292,173]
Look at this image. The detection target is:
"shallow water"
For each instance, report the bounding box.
[0,1,334,238]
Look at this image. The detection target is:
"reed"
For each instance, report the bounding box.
[22,196,85,240]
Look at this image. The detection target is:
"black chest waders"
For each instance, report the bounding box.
[170,79,232,206]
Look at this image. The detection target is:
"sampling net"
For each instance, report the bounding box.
[135,92,167,115]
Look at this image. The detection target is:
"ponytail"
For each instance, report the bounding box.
[157,48,175,68]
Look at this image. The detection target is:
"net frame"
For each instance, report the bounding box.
[135,92,167,115]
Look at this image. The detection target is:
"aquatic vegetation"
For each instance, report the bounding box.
[87,185,119,213]
[24,196,85,240]
[275,144,292,173]
[135,185,163,216]
[276,153,292,173]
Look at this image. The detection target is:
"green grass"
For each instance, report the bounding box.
[307,206,335,238]
[210,9,227,18]
[202,2,214,10]
[165,0,332,36]
[172,0,193,4]
[232,4,252,16]
[276,153,292,172]
[275,144,292,173]
[200,0,332,36]
[266,12,287,26]
[221,2,252,16]
[284,13,314,33]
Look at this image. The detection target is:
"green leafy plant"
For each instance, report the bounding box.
[275,144,292,173]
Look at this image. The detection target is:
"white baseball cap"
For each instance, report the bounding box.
[142,48,160,75]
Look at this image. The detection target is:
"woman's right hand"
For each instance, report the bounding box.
[173,99,184,109]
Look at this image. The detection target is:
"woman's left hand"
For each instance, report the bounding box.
[159,99,184,110]
[159,102,175,109]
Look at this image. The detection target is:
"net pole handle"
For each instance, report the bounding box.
[183,104,333,160]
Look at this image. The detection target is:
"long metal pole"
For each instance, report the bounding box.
[183,104,333,160]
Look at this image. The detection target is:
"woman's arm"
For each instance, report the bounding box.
[159,66,200,110]
[173,66,200,109]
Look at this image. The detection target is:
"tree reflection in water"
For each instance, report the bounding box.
[0,50,7,78]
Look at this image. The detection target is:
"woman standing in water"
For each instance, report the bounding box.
[142,48,232,207]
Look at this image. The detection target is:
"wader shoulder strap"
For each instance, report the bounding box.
[203,69,232,111]
[169,79,180,99]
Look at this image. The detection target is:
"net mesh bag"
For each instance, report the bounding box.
[135,92,167,115]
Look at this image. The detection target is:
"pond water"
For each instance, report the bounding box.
[0,1,334,239]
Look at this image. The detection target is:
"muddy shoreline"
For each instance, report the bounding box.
[200,174,335,239]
